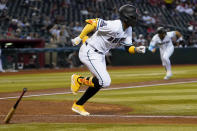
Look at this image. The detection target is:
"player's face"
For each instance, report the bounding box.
[158,33,166,40]
[129,15,138,27]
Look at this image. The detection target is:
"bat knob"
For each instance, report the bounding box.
[23,88,27,92]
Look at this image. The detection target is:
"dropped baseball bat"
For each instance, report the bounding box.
[3,88,27,124]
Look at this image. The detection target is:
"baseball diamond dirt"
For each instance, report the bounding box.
[0,66,197,124]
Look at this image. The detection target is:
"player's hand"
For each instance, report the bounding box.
[71,36,82,46]
[151,48,156,53]
[136,46,146,53]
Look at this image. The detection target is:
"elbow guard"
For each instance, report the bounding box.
[79,24,96,39]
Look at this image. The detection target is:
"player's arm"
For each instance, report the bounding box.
[71,19,98,46]
[122,29,145,54]
[148,45,156,53]
[148,37,157,53]
[125,45,146,54]
[175,31,183,43]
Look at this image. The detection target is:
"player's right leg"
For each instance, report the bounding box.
[162,46,174,80]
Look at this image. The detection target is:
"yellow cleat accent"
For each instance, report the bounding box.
[71,74,81,94]
[72,102,90,116]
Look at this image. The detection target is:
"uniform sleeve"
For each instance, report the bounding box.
[168,31,176,39]
[121,36,132,46]
[96,19,112,33]
[79,18,98,40]
[148,36,157,51]
[85,18,99,28]
[120,27,133,46]
[86,18,111,33]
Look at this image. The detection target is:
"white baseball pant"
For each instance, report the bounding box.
[0,49,3,71]
[160,45,174,73]
[79,43,111,88]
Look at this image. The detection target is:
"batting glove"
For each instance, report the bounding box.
[136,46,146,54]
[71,36,82,46]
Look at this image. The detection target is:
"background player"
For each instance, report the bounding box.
[148,27,183,80]
[70,4,146,116]
[0,45,5,72]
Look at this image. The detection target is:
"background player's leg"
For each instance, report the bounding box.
[0,58,4,72]
[162,46,174,79]
[160,48,166,67]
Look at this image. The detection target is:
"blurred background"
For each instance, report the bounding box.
[0,0,196,72]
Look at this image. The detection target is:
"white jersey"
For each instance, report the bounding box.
[149,31,176,49]
[86,19,132,54]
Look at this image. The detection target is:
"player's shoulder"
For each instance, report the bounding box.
[104,19,121,27]
[104,19,122,31]
[167,31,176,37]
[167,31,175,34]
[152,34,159,40]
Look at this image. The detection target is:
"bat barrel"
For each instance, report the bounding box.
[3,88,27,124]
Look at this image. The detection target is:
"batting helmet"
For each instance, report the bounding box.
[156,27,166,35]
[119,4,138,27]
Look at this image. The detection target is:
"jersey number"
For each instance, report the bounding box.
[107,37,125,43]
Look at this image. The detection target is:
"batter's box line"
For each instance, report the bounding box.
[0,114,197,119]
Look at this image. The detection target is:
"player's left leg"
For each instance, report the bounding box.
[71,77,101,116]
[162,46,174,79]
[160,48,166,67]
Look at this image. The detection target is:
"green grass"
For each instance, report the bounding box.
[1,65,197,130]
[0,65,197,92]
[1,65,197,116]
[1,123,197,131]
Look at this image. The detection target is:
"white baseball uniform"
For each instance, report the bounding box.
[149,31,176,76]
[79,19,133,87]
[0,48,4,72]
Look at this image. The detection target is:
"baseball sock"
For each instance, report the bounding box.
[76,77,101,105]
[165,61,172,75]
[77,76,94,87]
[76,86,100,105]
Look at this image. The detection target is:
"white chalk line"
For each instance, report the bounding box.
[0,80,197,100]
[0,114,197,119]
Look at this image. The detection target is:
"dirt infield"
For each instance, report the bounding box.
[1,99,197,124]
[0,66,197,124]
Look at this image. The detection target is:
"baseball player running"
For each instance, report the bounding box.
[70,4,146,116]
[0,46,5,73]
[148,27,183,80]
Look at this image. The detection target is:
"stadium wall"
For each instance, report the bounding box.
[111,48,197,66]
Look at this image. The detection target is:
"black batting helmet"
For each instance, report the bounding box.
[156,27,166,35]
[119,4,138,27]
